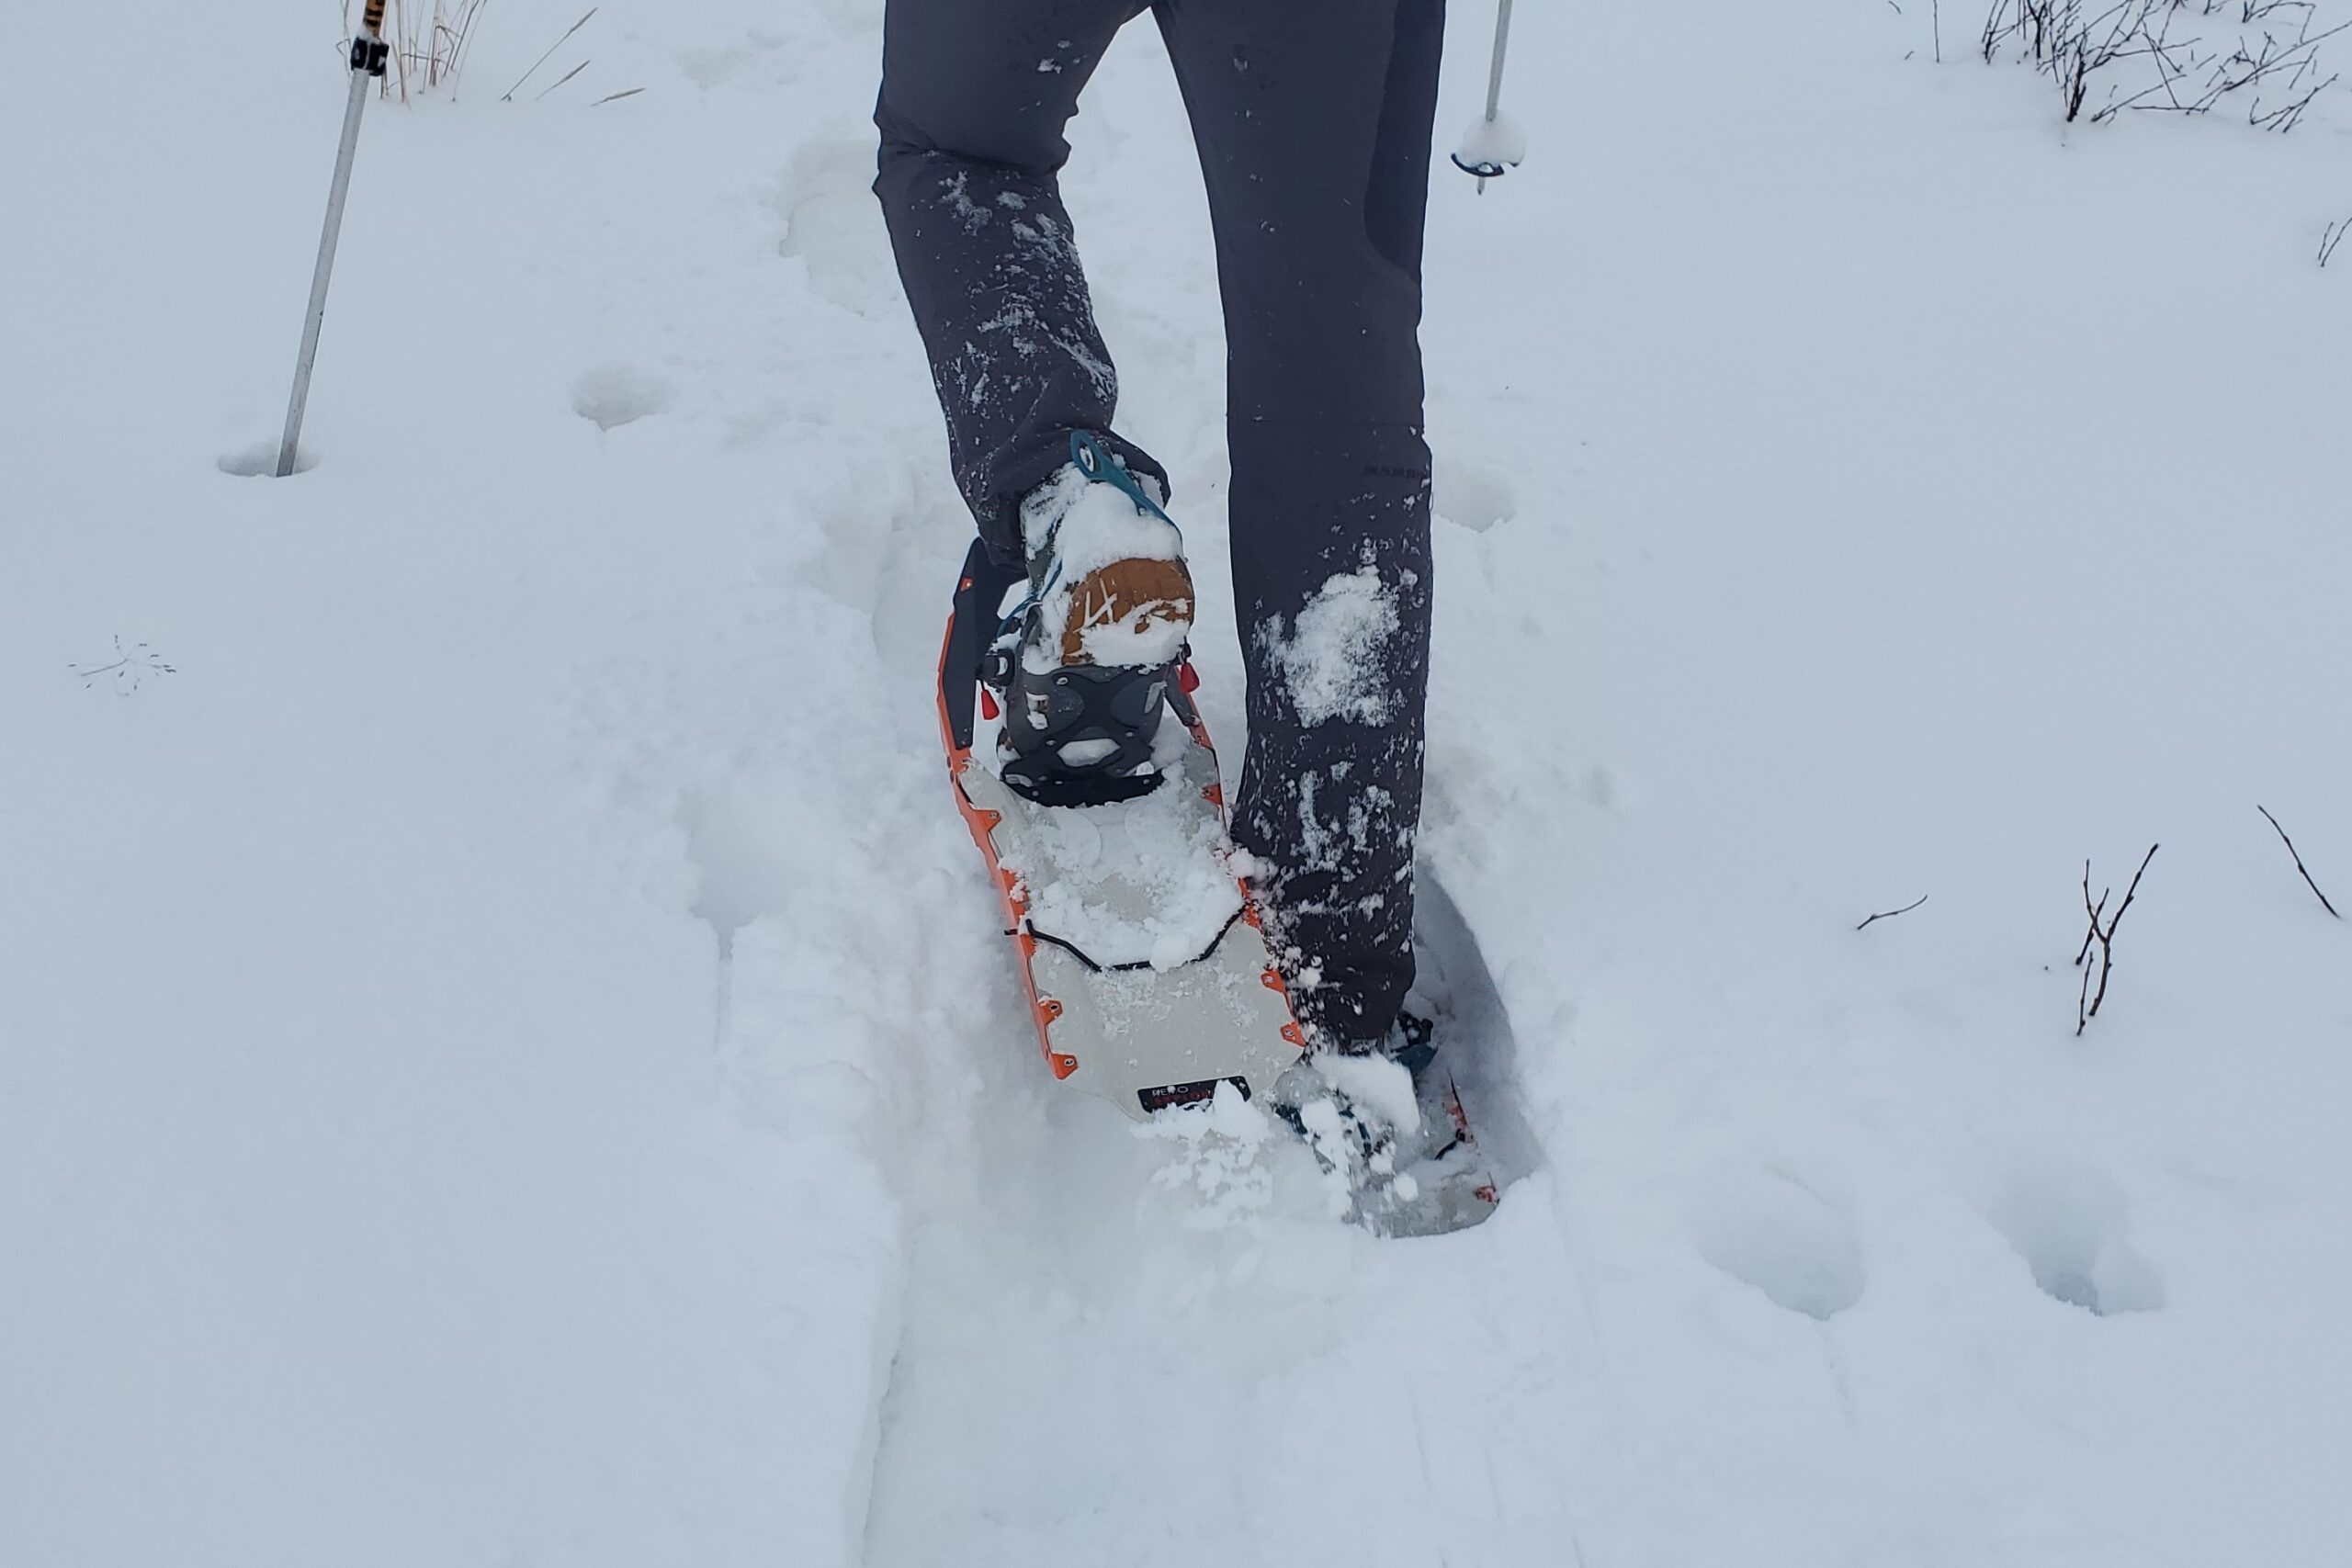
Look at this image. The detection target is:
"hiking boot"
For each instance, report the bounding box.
[1329,1010,1437,1077]
[985,432,1197,806]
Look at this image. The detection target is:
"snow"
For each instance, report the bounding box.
[1019,461,1192,671]
[1261,560,1408,726]
[4,1,2350,1566]
[1315,1049,1425,1140]
[1133,1081,1288,1228]
[993,750,1245,972]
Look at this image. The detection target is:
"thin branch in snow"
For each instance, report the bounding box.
[2075,865,2112,1032]
[1856,895,1930,931]
[446,0,494,93]
[2075,844,2159,1034]
[502,6,596,102]
[1982,0,2343,128]
[70,636,177,695]
[2250,67,2338,127]
[2075,865,2109,969]
[534,59,592,101]
[2257,805,2342,919]
[2324,216,2351,266]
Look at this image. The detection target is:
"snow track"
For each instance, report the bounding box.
[855,870,1560,1566]
[6,2,2351,1565]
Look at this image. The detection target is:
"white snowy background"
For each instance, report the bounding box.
[5,1,2349,1563]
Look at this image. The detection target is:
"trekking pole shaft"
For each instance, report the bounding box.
[1475,0,1513,194]
[277,5,388,479]
[1482,0,1514,121]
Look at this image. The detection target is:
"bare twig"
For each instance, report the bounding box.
[363,0,492,102]
[2251,67,2338,127]
[534,59,592,101]
[502,6,596,102]
[447,0,493,91]
[2075,843,2159,1033]
[69,636,177,695]
[1983,0,2343,128]
[592,86,645,105]
[2320,216,2351,265]
[2257,805,2342,919]
[2077,921,2098,1031]
[1856,895,1930,931]
[2076,863,2109,966]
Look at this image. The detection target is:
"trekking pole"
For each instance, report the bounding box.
[276,3,392,478]
[1451,0,1525,194]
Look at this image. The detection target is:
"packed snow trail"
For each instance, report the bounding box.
[6,3,2352,1566]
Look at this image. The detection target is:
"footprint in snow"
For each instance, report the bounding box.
[1983,1161,2164,1316]
[777,138,900,315]
[680,780,800,958]
[572,366,670,431]
[1433,455,1518,534]
[1690,1167,1866,1321]
[675,29,795,90]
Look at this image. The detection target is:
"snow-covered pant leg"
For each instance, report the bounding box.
[873,0,1168,564]
[1157,0,1445,1049]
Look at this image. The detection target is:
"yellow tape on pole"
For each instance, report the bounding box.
[363,0,386,35]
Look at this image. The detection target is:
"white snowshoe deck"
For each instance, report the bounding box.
[949,730,1308,1121]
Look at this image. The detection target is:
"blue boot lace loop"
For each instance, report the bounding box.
[997,432,1182,639]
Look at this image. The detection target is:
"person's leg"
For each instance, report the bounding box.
[874,0,1166,564]
[1155,0,1446,1049]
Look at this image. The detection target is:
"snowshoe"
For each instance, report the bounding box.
[936,451,1306,1122]
[1268,882,1521,1237]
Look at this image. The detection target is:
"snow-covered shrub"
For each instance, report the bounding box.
[1981,0,2346,128]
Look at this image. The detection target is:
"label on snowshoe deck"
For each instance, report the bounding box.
[1138,1076,1251,1114]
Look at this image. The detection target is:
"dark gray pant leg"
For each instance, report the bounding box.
[879,0,1445,1048]
[873,0,1168,563]
[1157,0,1445,1048]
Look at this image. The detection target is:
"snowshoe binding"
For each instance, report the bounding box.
[988,432,1197,807]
